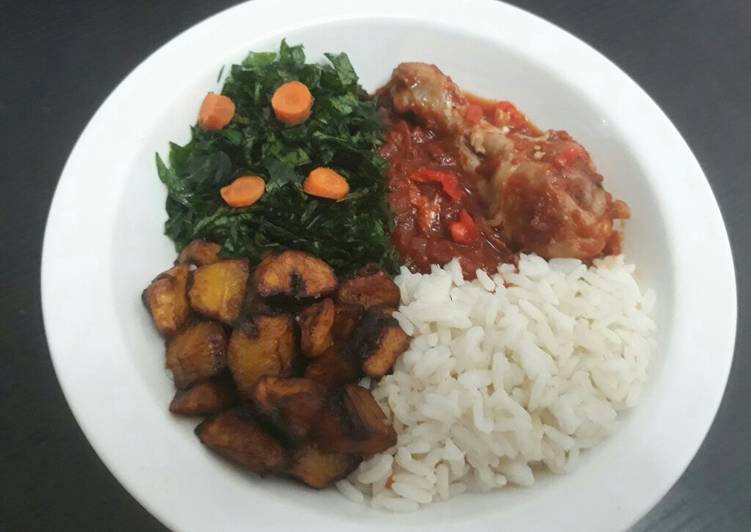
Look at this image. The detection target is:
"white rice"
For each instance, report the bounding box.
[343,254,656,510]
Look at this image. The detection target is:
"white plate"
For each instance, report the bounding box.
[41,0,736,530]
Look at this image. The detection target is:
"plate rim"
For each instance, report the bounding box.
[41,0,737,530]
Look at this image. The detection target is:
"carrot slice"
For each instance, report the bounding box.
[199,92,236,131]
[271,81,314,125]
[303,168,349,201]
[220,176,265,208]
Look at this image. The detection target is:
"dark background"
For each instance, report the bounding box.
[1,0,748,530]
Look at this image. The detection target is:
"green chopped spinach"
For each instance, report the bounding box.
[156,40,399,275]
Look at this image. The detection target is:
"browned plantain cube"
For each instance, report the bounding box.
[288,444,361,489]
[253,250,337,299]
[304,345,361,389]
[169,377,236,416]
[315,384,396,455]
[166,321,227,389]
[195,409,287,475]
[347,308,411,378]
[298,298,335,358]
[177,239,222,266]
[362,327,411,378]
[332,303,363,343]
[142,264,191,336]
[251,376,328,440]
[227,315,297,398]
[244,292,274,317]
[336,266,401,310]
[189,259,249,324]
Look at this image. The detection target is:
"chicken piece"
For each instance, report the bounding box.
[332,303,363,343]
[253,250,337,299]
[288,445,360,489]
[468,127,630,259]
[176,240,222,266]
[382,62,630,262]
[315,384,396,455]
[336,266,401,310]
[165,321,227,389]
[304,344,361,389]
[347,308,410,379]
[169,377,236,416]
[227,315,297,398]
[298,298,335,358]
[188,259,249,324]
[195,409,287,475]
[380,62,469,134]
[251,376,328,440]
[142,264,191,336]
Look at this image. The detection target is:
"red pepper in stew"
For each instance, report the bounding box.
[409,168,464,200]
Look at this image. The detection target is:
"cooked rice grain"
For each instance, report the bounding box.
[342,255,655,510]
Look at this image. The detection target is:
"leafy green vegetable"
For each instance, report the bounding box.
[156,40,398,275]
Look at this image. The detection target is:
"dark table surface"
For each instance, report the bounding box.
[1,0,749,530]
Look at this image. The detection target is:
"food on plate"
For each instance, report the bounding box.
[144,248,408,488]
[315,384,397,455]
[220,175,266,208]
[331,303,364,342]
[271,80,315,125]
[176,239,222,266]
[198,92,236,131]
[251,376,328,440]
[169,377,236,416]
[156,41,398,276]
[336,266,401,310]
[304,345,361,389]
[196,410,287,475]
[253,250,337,299]
[303,167,350,200]
[142,264,191,336]
[348,307,411,379]
[165,320,227,389]
[146,41,656,511]
[298,298,336,357]
[378,63,630,276]
[227,314,298,397]
[288,444,361,489]
[188,259,249,323]
[340,256,655,510]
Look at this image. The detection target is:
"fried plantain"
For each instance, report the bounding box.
[315,384,396,455]
[176,239,222,266]
[227,315,297,398]
[169,376,236,416]
[331,303,363,343]
[347,308,411,378]
[253,250,337,299]
[188,259,249,324]
[166,320,227,389]
[336,266,400,310]
[298,298,335,358]
[288,444,361,489]
[303,344,361,389]
[195,409,287,475]
[143,264,191,336]
[251,376,328,440]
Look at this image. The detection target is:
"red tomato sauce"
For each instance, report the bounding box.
[379,109,514,278]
